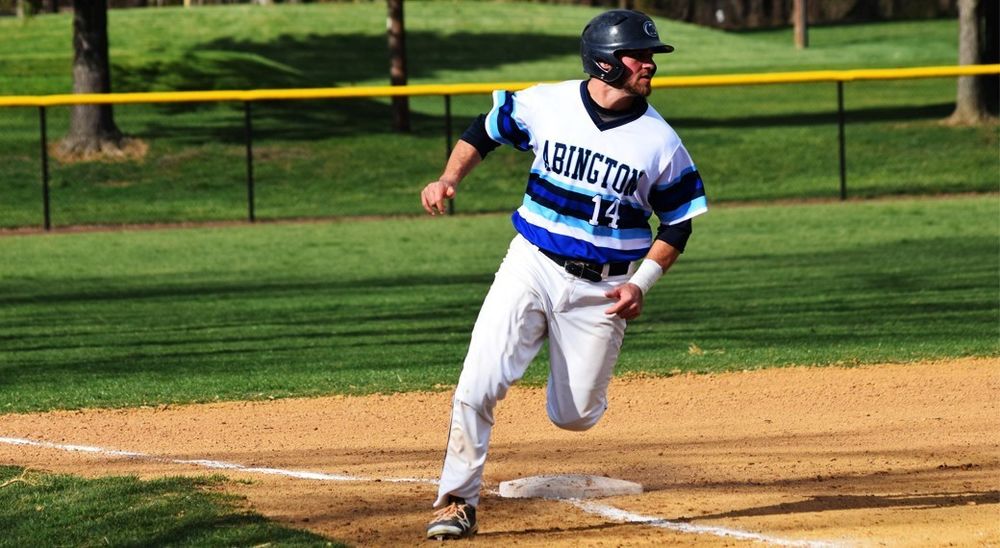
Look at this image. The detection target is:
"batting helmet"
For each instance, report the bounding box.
[580,10,674,82]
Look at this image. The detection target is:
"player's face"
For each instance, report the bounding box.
[618,50,657,97]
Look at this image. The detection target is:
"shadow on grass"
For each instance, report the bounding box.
[0,272,491,307]
[112,31,573,142]
[110,30,959,143]
[115,32,575,94]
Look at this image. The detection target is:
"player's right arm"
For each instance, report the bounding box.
[421,89,528,215]
[421,139,482,216]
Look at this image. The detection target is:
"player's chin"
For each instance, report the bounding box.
[626,80,653,97]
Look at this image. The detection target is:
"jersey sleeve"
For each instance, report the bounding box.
[656,218,692,252]
[460,114,502,159]
[485,89,534,152]
[647,144,707,226]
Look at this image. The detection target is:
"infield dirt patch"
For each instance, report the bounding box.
[1,358,997,546]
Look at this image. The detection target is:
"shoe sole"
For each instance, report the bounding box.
[426,524,478,540]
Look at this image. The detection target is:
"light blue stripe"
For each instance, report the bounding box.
[530,169,644,207]
[653,164,698,191]
[521,196,651,240]
[657,195,708,224]
[485,90,510,145]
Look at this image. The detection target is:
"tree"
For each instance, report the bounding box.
[387,0,410,132]
[948,0,997,124]
[58,0,139,160]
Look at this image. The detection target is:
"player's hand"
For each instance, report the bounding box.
[604,282,644,320]
[421,180,457,216]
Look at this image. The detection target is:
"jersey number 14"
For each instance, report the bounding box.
[589,195,621,229]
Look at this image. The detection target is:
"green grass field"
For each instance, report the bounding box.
[0,466,339,547]
[2,194,996,414]
[0,3,996,228]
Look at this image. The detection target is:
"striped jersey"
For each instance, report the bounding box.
[486,80,707,263]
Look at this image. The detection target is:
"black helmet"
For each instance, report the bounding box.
[580,10,674,82]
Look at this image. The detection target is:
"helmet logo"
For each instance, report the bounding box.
[643,20,658,38]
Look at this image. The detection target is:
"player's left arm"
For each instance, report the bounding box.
[604,239,680,320]
[606,138,707,320]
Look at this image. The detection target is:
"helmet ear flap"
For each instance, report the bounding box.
[581,46,625,82]
[594,58,625,82]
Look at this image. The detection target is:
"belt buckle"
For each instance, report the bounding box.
[564,261,602,282]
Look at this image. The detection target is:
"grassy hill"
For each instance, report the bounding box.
[0,2,994,229]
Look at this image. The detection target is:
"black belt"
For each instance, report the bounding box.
[538,248,631,282]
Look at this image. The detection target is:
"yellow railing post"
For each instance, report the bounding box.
[38,106,51,231]
[243,101,256,223]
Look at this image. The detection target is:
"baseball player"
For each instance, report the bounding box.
[421,9,707,540]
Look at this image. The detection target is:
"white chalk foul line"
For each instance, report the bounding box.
[0,436,435,485]
[568,499,845,548]
[2,436,846,546]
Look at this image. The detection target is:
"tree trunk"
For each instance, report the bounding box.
[793,0,809,48]
[58,0,134,160]
[387,0,410,132]
[948,0,990,124]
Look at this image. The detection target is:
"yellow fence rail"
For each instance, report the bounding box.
[5,64,999,230]
[1,64,997,107]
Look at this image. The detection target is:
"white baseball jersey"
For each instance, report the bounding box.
[486,80,707,262]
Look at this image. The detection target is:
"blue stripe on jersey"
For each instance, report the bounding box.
[520,196,652,240]
[526,174,649,230]
[513,212,650,263]
[530,169,644,209]
[648,169,705,216]
[486,91,531,151]
[657,195,708,225]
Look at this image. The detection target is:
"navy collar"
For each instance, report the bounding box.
[579,80,648,131]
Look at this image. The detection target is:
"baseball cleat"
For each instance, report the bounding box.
[426,497,477,540]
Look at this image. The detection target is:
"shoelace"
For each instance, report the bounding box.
[431,502,470,526]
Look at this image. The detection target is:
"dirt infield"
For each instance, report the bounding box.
[1,358,997,546]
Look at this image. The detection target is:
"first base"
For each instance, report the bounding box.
[498,474,643,500]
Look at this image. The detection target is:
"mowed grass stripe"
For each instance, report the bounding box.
[1,195,997,413]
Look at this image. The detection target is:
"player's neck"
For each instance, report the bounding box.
[586,78,638,111]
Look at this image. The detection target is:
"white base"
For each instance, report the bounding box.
[498,474,643,500]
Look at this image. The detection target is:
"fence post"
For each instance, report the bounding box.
[444,94,454,215]
[244,101,256,222]
[837,81,847,200]
[38,106,51,231]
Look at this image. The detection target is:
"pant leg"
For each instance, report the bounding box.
[545,277,627,432]
[434,237,548,508]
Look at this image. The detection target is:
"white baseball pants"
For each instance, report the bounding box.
[434,233,631,508]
